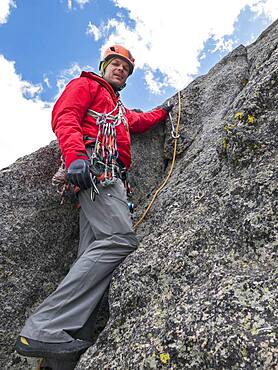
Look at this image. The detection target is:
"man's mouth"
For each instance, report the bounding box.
[113,74,123,80]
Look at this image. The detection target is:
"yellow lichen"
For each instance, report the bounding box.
[241,78,249,87]
[240,347,248,359]
[247,114,255,124]
[223,137,229,150]
[160,352,170,364]
[235,112,244,121]
[251,327,258,335]
[224,124,236,133]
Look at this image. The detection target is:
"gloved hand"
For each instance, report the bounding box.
[160,102,174,113]
[131,108,144,113]
[67,159,92,190]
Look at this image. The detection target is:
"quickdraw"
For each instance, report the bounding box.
[87,100,128,194]
[84,100,130,201]
[87,100,127,189]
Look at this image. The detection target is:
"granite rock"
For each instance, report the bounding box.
[78,20,278,370]
[1,20,278,370]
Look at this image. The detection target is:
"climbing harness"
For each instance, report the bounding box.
[134,91,182,229]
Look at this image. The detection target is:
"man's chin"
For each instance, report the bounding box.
[103,76,126,91]
[107,80,123,90]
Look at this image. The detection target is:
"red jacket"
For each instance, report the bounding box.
[52,72,168,169]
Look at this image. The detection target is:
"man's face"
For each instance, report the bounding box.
[103,58,130,89]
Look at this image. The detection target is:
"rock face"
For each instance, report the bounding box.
[1,20,278,369]
[0,143,78,369]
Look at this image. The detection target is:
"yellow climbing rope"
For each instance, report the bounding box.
[134,90,182,229]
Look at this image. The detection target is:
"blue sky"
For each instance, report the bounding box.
[0,0,277,169]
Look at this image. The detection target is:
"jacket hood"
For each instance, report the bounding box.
[80,71,122,100]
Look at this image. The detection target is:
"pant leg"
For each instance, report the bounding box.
[40,292,109,370]
[21,180,138,343]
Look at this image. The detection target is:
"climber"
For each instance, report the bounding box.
[15,45,173,363]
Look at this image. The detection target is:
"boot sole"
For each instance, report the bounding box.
[16,343,85,361]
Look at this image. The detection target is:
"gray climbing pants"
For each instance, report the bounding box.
[21,179,138,343]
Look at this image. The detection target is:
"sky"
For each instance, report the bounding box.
[0,0,277,169]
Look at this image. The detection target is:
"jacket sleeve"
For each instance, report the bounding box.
[126,107,168,134]
[51,77,95,168]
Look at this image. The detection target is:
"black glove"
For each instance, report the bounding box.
[131,108,143,113]
[159,102,174,113]
[162,102,174,113]
[67,159,92,190]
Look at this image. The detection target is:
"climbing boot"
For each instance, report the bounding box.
[15,336,92,361]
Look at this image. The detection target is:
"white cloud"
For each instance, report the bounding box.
[0,55,54,169]
[67,0,91,10]
[87,22,102,41]
[21,81,43,99]
[212,39,235,54]
[144,71,167,95]
[199,52,207,61]
[0,0,16,24]
[0,57,95,169]
[44,76,51,88]
[55,62,94,97]
[250,0,278,20]
[96,0,278,93]
[55,63,84,97]
[76,0,90,7]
